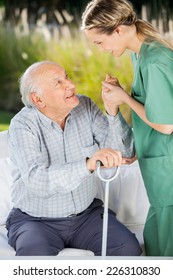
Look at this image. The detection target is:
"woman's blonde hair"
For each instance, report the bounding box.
[81,0,173,50]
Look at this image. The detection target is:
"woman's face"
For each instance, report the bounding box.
[85,27,128,57]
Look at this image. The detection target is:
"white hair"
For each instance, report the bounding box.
[19,61,57,107]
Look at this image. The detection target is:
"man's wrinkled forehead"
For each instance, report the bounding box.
[30,63,66,82]
[39,63,65,78]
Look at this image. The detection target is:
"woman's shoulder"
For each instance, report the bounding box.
[139,40,173,66]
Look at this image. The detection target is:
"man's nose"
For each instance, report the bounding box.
[66,79,75,89]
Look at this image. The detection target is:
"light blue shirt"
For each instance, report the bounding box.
[8,94,134,218]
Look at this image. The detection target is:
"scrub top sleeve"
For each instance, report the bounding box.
[142,63,173,124]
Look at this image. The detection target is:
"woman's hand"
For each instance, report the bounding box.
[102,74,128,115]
[102,74,121,92]
[123,155,137,165]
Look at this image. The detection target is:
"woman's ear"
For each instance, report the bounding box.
[115,27,120,34]
[114,24,129,35]
[30,92,46,108]
[114,25,124,35]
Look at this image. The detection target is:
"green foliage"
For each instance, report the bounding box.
[0,110,15,131]
[0,27,49,112]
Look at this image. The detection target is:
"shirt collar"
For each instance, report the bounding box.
[34,108,73,131]
[34,108,54,131]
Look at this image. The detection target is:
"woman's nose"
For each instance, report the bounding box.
[98,44,105,52]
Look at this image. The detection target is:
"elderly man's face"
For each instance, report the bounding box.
[39,64,79,114]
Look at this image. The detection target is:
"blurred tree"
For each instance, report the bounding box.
[2,0,68,26]
[143,0,173,32]
[1,0,173,29]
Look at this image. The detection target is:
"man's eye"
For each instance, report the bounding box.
[55,80,61,86]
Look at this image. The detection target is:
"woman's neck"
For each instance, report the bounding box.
[126,25,146,54]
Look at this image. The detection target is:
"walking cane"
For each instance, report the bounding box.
[96,161,120,256]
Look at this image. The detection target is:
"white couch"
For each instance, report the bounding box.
[0,130,149,257]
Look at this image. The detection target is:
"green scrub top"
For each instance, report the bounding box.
[131,40,173,207]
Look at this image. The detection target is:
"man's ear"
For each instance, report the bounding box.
[30,92,46,108]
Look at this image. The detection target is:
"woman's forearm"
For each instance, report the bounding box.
[125,94,173,134]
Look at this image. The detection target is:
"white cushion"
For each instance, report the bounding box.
[96,161,149,227]
[0,131,9,158]
[0,226,15,256]
[58,248,94,256]
[0,158,13,225]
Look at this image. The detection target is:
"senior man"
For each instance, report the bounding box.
[6,61,141,256]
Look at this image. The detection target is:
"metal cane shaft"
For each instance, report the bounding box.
[101,181,109,256]
[96,161,120,257]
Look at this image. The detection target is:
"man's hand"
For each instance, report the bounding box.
[86,148,125,172]
[102,73,130,116]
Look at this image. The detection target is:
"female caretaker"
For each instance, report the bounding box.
[81,0,173,256]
